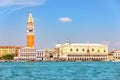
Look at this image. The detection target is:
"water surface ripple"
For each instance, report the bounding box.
[0,62,119,80]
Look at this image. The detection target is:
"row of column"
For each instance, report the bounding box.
[68,57,107,61]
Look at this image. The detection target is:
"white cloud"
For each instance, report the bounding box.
[59,17,72,23]
[4,6,27,16]
[0,0,46,16]
[0,0,46,7]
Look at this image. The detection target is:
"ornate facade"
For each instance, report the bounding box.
[16,48,37,61]
[14,48,46,61]
[113,50,120,62]
[36,50,46,61]
[45,48,58,61]
[55,41,108,61]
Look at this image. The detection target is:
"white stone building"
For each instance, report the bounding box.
[16,48,37,61]
[36,50,46,61]
[14,47,46,61]
[56,41,108,61]
[113,50,120,62]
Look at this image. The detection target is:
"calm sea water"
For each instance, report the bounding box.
[0,62,120,80]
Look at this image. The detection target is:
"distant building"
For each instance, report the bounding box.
[108,51,113,61]
[45,48,57,61]
[113,50,120,62]
[0,46,23,57]
[36,50,46,61]
[16,48,37,61]
[14,48,46,61]
[55,40,108,61]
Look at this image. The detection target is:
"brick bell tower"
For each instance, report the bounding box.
[27,10,34,48]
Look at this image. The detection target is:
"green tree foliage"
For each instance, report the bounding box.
[2,54,14,60]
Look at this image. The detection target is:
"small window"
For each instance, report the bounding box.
[98,50,100,53]
[104,50,106,52]
[82,49,84,52]
[29,30,33,32]
[70,48,73,52]
[76,49,79,52]
[92,49,94,52]
[87,50,89,53]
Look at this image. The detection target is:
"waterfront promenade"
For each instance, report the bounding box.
[0,62,119,80]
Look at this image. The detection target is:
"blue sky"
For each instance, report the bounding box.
[0,0,120,51]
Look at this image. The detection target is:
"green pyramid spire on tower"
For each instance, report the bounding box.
[28,10,33,22]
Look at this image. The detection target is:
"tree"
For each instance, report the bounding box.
[2,54,14,60]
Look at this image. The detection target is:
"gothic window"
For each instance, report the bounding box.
[76,49,79,52]
[98,50,100,53]
[104,50,106,52]
[87,50,89,53]
[70,48,73,52]
[82,49,84,52]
